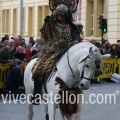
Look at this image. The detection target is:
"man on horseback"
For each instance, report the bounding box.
[32,0,80,104]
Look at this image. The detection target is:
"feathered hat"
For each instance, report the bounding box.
[49,0,78,13]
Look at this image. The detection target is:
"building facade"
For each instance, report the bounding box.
[1,0,119,43]
[0,0,78,39]
[80,0,120,43]
[0,0,51,38]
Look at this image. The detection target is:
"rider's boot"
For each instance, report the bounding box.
[32,77,42,105]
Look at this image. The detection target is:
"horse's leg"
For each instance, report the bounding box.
[44,104,49,120]
[26,91,34,120]
[48,96,56,120]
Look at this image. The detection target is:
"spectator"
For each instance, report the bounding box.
[10,45,16,60]
[5,34,9,40]
[2,40,9,48]
[102,39,108,44]
[10,37,14,40]
[24,43,32,62]
[13,36,21,48]
[5,60,24,95]
[9,39,15,46]
[1,37,6,43]
[21,38,25,43]
[89,38,97,46]
[1,34,9,43]
[98,44,104,55]
[20,42,26,50]
[0,46,11,63]
[18,35,22,41]
[117,42,120,58]
[108,44,118,58]
[14,46,26,61]
[29,37,35,46]
[31,37,42,51]
[10,44,16,53]
[32,44,41,57]
[103,41,111,54]
[96,42,100,48]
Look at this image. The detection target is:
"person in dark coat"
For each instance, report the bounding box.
[5,60,24,95]
[32,44,41,57]
[0,45,11,63]
[14,46,26,61]
[29,37,35,46]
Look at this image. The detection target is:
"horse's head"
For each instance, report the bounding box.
[78,47,110,90]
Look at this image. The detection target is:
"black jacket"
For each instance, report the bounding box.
[14,52,25,61]
[32,49,39,56]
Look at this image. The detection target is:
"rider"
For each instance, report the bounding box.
[32,3,80,104]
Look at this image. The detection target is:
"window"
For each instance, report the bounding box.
[2,9,10,33]
[28,7,34,36]
[13,9,18,35]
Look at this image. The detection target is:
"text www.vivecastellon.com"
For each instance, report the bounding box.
[0,91,117,105]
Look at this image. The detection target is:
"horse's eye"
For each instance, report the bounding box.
[86,65,89,68]
[96,64,100,69]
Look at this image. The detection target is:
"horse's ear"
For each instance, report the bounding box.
[89,47,94,58]
[101,54,111,59]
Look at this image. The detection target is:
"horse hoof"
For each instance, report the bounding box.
[46,114,49,120]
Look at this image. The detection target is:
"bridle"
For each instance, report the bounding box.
[67,50,92,81]
[67,50,102,81]
[79,55,102,81]
[79,55,93,81]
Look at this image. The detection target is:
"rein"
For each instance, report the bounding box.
[67,50,76,79]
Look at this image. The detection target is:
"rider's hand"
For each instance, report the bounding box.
[44,16,50,23]
[52,10,58,16]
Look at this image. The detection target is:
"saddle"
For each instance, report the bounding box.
[32,49,67,82]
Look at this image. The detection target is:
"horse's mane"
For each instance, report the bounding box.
[57,42,100,66]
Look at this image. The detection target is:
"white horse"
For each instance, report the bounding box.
[24,42,110,120]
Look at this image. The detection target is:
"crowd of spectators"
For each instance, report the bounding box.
[0,34,42,64]
[1,34,120,65]
[0,34,42,95]
[88,38,120,58]
[1,34,120,94]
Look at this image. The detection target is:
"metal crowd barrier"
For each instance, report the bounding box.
[0,63,13,89]
[0,62,28,89]
[116,58,120,74]
[96,58,117,79]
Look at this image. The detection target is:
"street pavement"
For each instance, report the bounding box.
[0,82,120,120]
